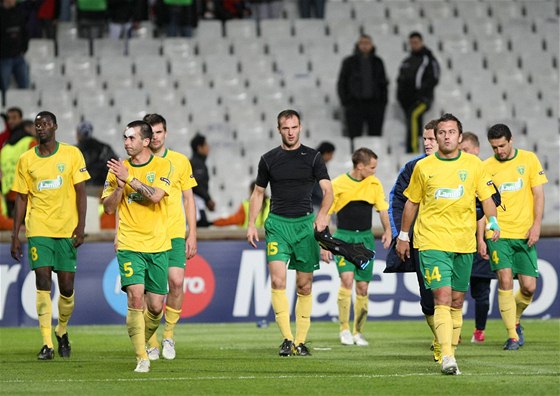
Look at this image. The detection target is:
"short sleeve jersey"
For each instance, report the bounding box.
[12,143,90,238]
[163,149,198,239]
[101,155,172,252]
[483,149,548,239]
[256,144,330,217]
[404,151,494,253]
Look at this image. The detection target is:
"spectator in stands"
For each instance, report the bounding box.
[107,0,145,39]
[75,120,118,197]
[0,191,13,230]
[397,31,440,153]
[213,180,270,228]
[76,0,107,39]
[459,131,495,345]
[1,119,37,216]
[190,133,215,227]
[212,0,251,21]
[298,0,325,18]
[0,107,23,147]
[155,0,198,38]
[248,0,282,20]
[0,0,30,92]
[337,34,388,138]
[312,141,335,212]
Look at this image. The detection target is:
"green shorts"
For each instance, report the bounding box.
[168,238,186,269]
[486,239,539,278]
[419,250,473,292]
[333,229,375,282]
[117,250,169,295]
[28,237,77,272]
[264,213,320,273]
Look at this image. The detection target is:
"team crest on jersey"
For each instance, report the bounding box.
[57,163,65,173]
[458,170,468,182]
[146,172,155,183]
[434,185,464,199]
[517,166,525,175]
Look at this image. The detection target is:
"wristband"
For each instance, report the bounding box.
[126,175,134,184]
[398,230,410,242]
[486,216,500,231]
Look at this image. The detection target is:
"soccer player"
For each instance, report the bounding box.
[386,119,441,362]
[459,132,495,344]
[396,113,500,375]
[321,147,391,346]
[143,113,198,360]
[10,111,90,360]
[480,123,547,350]
[102,120,172,373]
[247,109,333,356]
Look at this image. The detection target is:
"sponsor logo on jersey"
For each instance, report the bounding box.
[499,178,523,193]
[57,163,65,173]
[127,192,144,203]
[37,175,63,191]
[434,184,464,199]
[146,172,155,183]
[458,170,468,182]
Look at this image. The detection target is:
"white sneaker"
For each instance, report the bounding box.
[340,329,354,345]
[441,355,460,375]
[134,358,150,373]
[353,333,369,346]
[146,346,160,361]
[162,338,176,360]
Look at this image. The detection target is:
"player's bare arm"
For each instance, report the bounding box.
[481,197,500,242]
[247,185,265,248]
[183,188,198,258]
[476,217,488,259]
[396,199,419,261]
[72,181,87,248]
[107,158,166,203]
[10,192,27,261]
[314,179,333,232]
[379,210,392,249]
[527,184,544,247]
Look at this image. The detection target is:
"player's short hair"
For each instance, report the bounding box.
[352,147,378,167]
[409,31,423,40]
[190,133,206,153]
[7,107,23,118]
[277,109,301,128]
[127,120,152,140]
[487,123,512,141]
[436,113,463,134]
[316,141,335,155]
[462,132,480,147]
[424,119,438,131]
[143,113,167,130]
[36,111,57,125]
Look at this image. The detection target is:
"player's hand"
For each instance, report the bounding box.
[381,229,392,250]
[113,233,118,252]
[313,213,329,233]
[526,223,541,247]
[320,248,332,263]
[396,239,410,261]
[107,158,128,183]
[247,225,259,248]
[186,234,197,259]
[10,237,22,262]
[478,239,489,260]
[72,226,85,248]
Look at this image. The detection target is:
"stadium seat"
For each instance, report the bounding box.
[353,136,388,155]
[325,1,354,20]
[196,38,232,57]
[162,38,196,58]
[3,89,41,110]
[293,19,327,40]
[128,38,162,56]
[93,38,126,57]
[225,19,257,39]
[420,0,454,20]
[455,0,489,19]
[196,20,223,39]
[259,19,293,38]
[27,39,56,61]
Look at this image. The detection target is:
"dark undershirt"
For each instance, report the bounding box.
[337,200,373,231]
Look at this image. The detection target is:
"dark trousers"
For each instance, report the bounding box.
[401,100,431,153]
[470,277,491,331]
[413,247,435,316]
[344,101,386,138]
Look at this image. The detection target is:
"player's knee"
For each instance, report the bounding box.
[168,277,184,295]
[297,284,312,295]
[59,287,74,298]
[521,285,536,297]
[270,277,286,290]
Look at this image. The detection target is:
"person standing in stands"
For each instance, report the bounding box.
[0,0,30,91]
[213,180,270,228]
[397,32,439,153]
[311,141,335,212]
[190,133,215,227]
[338,34,388,138]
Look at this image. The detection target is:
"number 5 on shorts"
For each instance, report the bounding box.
[123,262,134,277]
[425,266,441,285]
[267,242,278,256]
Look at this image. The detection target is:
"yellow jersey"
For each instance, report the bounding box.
[329,173,389,214]
[12,142,90,238]
[405,151,494,253]
[162,149,198,239]
[101,155,172,253]
[483,149,548,239]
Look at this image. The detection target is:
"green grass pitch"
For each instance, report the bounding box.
[0,319,558,395]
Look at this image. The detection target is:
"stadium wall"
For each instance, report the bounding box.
[1,239,559,326]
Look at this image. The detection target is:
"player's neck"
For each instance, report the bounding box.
[349,169,364,181]
[130,149,152,165]
[152,146,166,157]
[37,140,57,156]
[437,149,460,159]
[281,141,301,151]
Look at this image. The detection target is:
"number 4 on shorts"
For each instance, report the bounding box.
[424,266,441,285]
